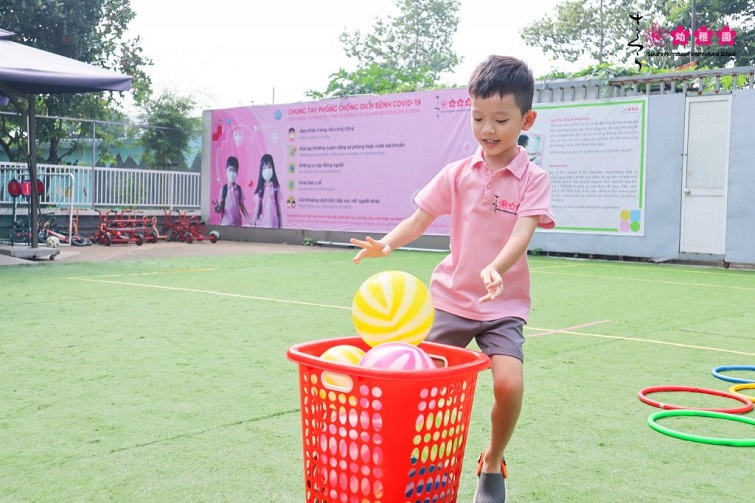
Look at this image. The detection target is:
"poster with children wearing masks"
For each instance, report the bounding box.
[209,91,646,235]
[208,90,475,234]
[210,114,283,228]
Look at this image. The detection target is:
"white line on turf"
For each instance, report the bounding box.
[69,277,754,355]
[541,329,755,357]
[69,277,350,310]
[525,320,611,337]
[532,270,755,291]
[67,268,215,280]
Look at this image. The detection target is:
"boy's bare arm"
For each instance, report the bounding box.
[350,208,435,264]
[479,215,539,302]
[240,203,253,225]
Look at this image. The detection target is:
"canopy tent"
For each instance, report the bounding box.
[0,28,132,248]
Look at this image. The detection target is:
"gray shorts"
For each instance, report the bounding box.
[426,309,525,362]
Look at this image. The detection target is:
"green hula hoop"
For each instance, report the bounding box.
[648,409,755,446]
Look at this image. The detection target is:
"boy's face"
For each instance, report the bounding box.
[471,93,536,168]
[226,166,237,183]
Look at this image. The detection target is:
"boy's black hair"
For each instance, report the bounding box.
[226,156,239,172]
[468,55,535,115]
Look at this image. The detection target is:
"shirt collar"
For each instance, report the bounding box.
[471,146,529,179]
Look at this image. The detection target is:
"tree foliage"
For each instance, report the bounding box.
[138,91,199,171]
[521,0,663,66]
[663,0,755,68]
[308,0,461,98]
[307,64,437,100]
[521,0,754,71]
[0,0,152,163]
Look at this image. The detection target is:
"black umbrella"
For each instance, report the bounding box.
[0,28,132,248]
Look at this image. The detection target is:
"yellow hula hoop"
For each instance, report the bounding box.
[729,383,755,404]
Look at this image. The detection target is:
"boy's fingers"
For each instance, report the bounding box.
[478,284,503,303]
[352,248,367,264]
[350,236,389,261]
[365,237,391,255]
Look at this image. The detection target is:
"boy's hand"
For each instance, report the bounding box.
[479,265,503,302]
[350,237,391,264]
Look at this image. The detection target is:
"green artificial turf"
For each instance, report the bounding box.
[1,250,754,502]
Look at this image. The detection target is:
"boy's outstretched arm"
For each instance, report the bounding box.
[350,208,435,264]
[479,215,539,302]
[239,203,253,226]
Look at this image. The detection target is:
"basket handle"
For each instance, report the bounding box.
[320,370,354,393]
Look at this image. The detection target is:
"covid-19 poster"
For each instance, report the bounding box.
[208,91,647,236]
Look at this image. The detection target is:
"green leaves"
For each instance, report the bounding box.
[0,0,153,162]
[521,0,652,66]
[310,0,461,98]
[137,91,199,171]
[307,63,437,99]
[521,0,754,71]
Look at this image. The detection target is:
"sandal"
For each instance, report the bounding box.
[476,449,508,479]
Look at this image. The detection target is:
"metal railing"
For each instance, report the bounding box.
[0,162,200,209]
[535,66,755,103]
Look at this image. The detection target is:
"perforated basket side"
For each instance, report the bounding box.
[289,337,490,503]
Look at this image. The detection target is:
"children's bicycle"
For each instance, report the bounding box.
[40,215,92,246]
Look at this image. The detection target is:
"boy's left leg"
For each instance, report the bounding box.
[474,318,525,502]
[480,354,524,473]
[474,355,523,503]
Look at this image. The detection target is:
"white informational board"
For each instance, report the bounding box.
[532,98,648,235]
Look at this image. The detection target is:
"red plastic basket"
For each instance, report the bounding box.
[287,336,490,503]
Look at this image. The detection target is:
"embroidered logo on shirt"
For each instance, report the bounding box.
[492,195,520,216]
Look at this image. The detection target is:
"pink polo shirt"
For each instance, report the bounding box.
[415,146,555,322]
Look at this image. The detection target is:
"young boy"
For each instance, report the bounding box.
[214,156,252,226]
[350,55,555,503]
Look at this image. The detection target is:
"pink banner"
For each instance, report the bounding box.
[209,89,477,234]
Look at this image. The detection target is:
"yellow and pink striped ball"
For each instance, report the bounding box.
[358,341,435,371]
[351,271,434,347]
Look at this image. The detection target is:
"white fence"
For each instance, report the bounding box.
[0,162,200,209]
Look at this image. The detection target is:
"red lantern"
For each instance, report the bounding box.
[20,178,44,197]
[7,178,21,198]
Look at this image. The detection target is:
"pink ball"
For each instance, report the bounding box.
[358,342,435,371]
